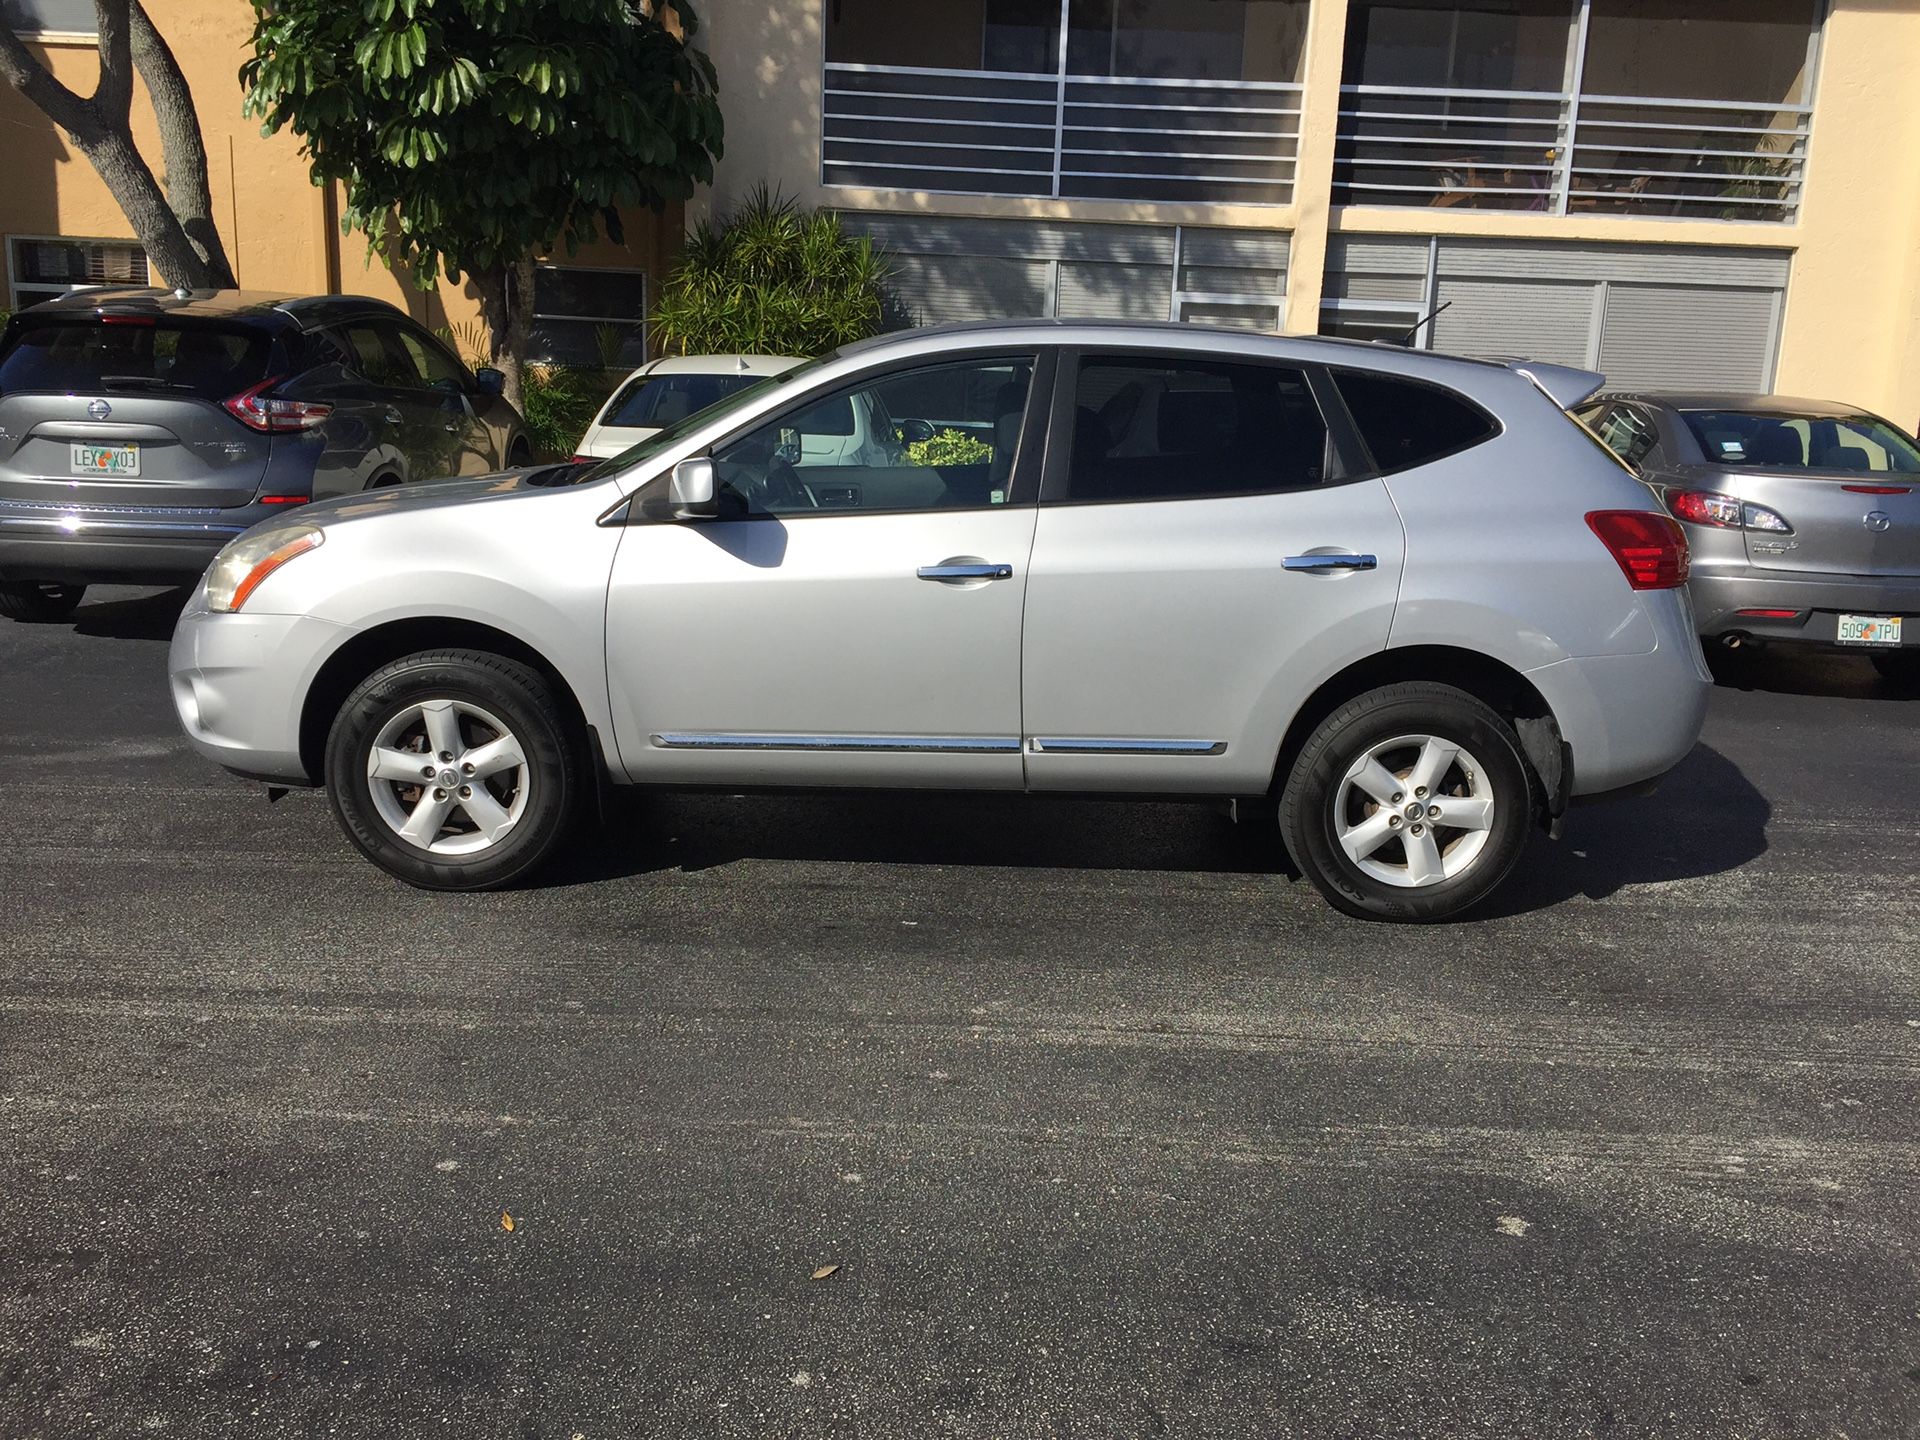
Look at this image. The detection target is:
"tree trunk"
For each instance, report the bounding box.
[474,255,538,414]
[0,4,233,290]
[128,1,235,286]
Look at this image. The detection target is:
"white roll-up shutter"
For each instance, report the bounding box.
[1596,284,1781,391]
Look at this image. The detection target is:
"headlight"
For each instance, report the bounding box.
[204,526,325,613]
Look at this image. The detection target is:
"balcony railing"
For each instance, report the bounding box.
[1334,84,1810,222]
[823,62,1302,206]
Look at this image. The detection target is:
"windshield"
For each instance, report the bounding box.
[1682,410,1920,474]
[602,371,771,429]
[0,316,274,401]
[575,358,828,485]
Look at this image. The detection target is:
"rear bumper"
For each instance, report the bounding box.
[1689,568,1920,647]
[1526,590,1713,797]
[0,500,284,584]
[169,600,349,783]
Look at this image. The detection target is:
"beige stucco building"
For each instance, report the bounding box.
[3,0,1918,421]
[696,0,1920,422]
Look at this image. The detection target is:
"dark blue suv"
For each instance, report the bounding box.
[0,288,528,621]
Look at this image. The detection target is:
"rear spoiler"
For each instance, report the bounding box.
[1505,359,1606,410]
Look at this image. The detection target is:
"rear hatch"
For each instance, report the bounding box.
[1680,409,1920,577]
[0,311,281,510]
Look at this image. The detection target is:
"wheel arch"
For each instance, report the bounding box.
[1271,646,1566,819]
[298,617,596,785]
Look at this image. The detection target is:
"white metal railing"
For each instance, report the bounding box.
[823,62,1302,206]
[1334,83,1810,221]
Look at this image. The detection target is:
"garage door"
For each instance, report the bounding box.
[1321,235,1789,391]
[840,214,1290,332]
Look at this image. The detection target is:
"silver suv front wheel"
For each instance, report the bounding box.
[325,649,579,890]
[1281,683,1534,923]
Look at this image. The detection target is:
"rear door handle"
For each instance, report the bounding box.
[381,407,403,426]
[917,563,1014,581]
[1283,553,1379,572]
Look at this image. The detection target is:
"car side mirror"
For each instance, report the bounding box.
[473,367,506,397]
[668,457,719,520]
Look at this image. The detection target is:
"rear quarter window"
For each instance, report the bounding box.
[0,319,273,402]
[1333,370,1497,474]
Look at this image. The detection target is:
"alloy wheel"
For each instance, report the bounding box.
[364,698,530,855]
[1333,733,1496,888]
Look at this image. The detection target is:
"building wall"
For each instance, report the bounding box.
[0,5,677,357]
[698,0,1920,423]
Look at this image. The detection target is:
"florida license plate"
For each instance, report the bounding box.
[1837,614,1902,646]
[70,442,140,477]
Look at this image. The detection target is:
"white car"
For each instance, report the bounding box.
[572,353,804,461]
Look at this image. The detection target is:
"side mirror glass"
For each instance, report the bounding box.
[668,457,718,520]
[473,366,506,396]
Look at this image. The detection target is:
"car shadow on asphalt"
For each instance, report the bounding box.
[547,788,1299,889]
[1480,742,1769,918]
[1706,644,1917,701]
[68,585,192,642]
[545,742,1770,920]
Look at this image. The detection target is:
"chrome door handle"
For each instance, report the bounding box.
[381,407,403,425]
[1283,553,1379,572]
[917,563,1013,581]
[443,422,460,433]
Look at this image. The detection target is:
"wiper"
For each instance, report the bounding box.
[99,375,194,392]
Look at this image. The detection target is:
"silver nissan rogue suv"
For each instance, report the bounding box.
[168,322,1711,922]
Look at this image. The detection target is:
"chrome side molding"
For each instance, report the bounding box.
[1028,737,1227,755]
[652,733,1023,754]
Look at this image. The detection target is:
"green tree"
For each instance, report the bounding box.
[652,188,885,358]
[241,0,723,408]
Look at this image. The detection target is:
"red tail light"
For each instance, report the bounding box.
[1843,485,1912,495]
[258,495,309,505]
[96,313,156,326]
[1586,510,1690,590]
[223,376,332,434]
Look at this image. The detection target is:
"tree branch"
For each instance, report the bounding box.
[129,0,234,283]
[0,21,97,139]
[91,0,133,123]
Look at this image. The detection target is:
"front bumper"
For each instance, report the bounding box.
[169,599,351,783]
[0,499,284,585]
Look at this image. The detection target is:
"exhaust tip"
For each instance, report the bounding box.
[1721,633,1750,650]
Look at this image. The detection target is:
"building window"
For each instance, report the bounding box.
[0,0,97,35]
[8,237,149,310]
[823,0,1309,205]
[1334,0,1822,221]
[526,266,648,369]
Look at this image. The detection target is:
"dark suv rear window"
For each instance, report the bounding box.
[1334,370,1497,473]
[0,318,273,402]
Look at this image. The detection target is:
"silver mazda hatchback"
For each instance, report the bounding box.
[169,322,1711,922]
[1579,392,1920,685]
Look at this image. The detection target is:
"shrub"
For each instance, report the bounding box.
[520,364,618,461]
[904,429,992,468]
[652,186,885,358]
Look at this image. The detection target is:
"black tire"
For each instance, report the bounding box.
[1279,682,1534,923]
[1871,651,1920,690]
[0,581,85,623]
[324,649,580,891]
[507,439,532,468]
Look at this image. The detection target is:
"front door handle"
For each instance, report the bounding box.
[1283,553,1379,573]
[381,407,403,426]
[443,422,460,434]
[917,563,1014,582]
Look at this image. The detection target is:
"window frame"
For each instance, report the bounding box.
[1319,364,1505,482]
[529,263,648,368]
[6,234,149,310]
[1037,346,1368,508]
[638,347,1059,524]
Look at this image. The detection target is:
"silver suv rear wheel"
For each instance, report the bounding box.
[1282,682,1533,923]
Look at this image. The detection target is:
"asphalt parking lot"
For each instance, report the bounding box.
[2,585,1917,1438]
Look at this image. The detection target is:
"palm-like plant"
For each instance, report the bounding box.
[652,187,886,357]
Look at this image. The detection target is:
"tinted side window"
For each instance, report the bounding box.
[1334,371,1496,473]
[339,323,413,390]
[389,324,469,392]
[1595,406,1659,468]
[1066,357,1328,503]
